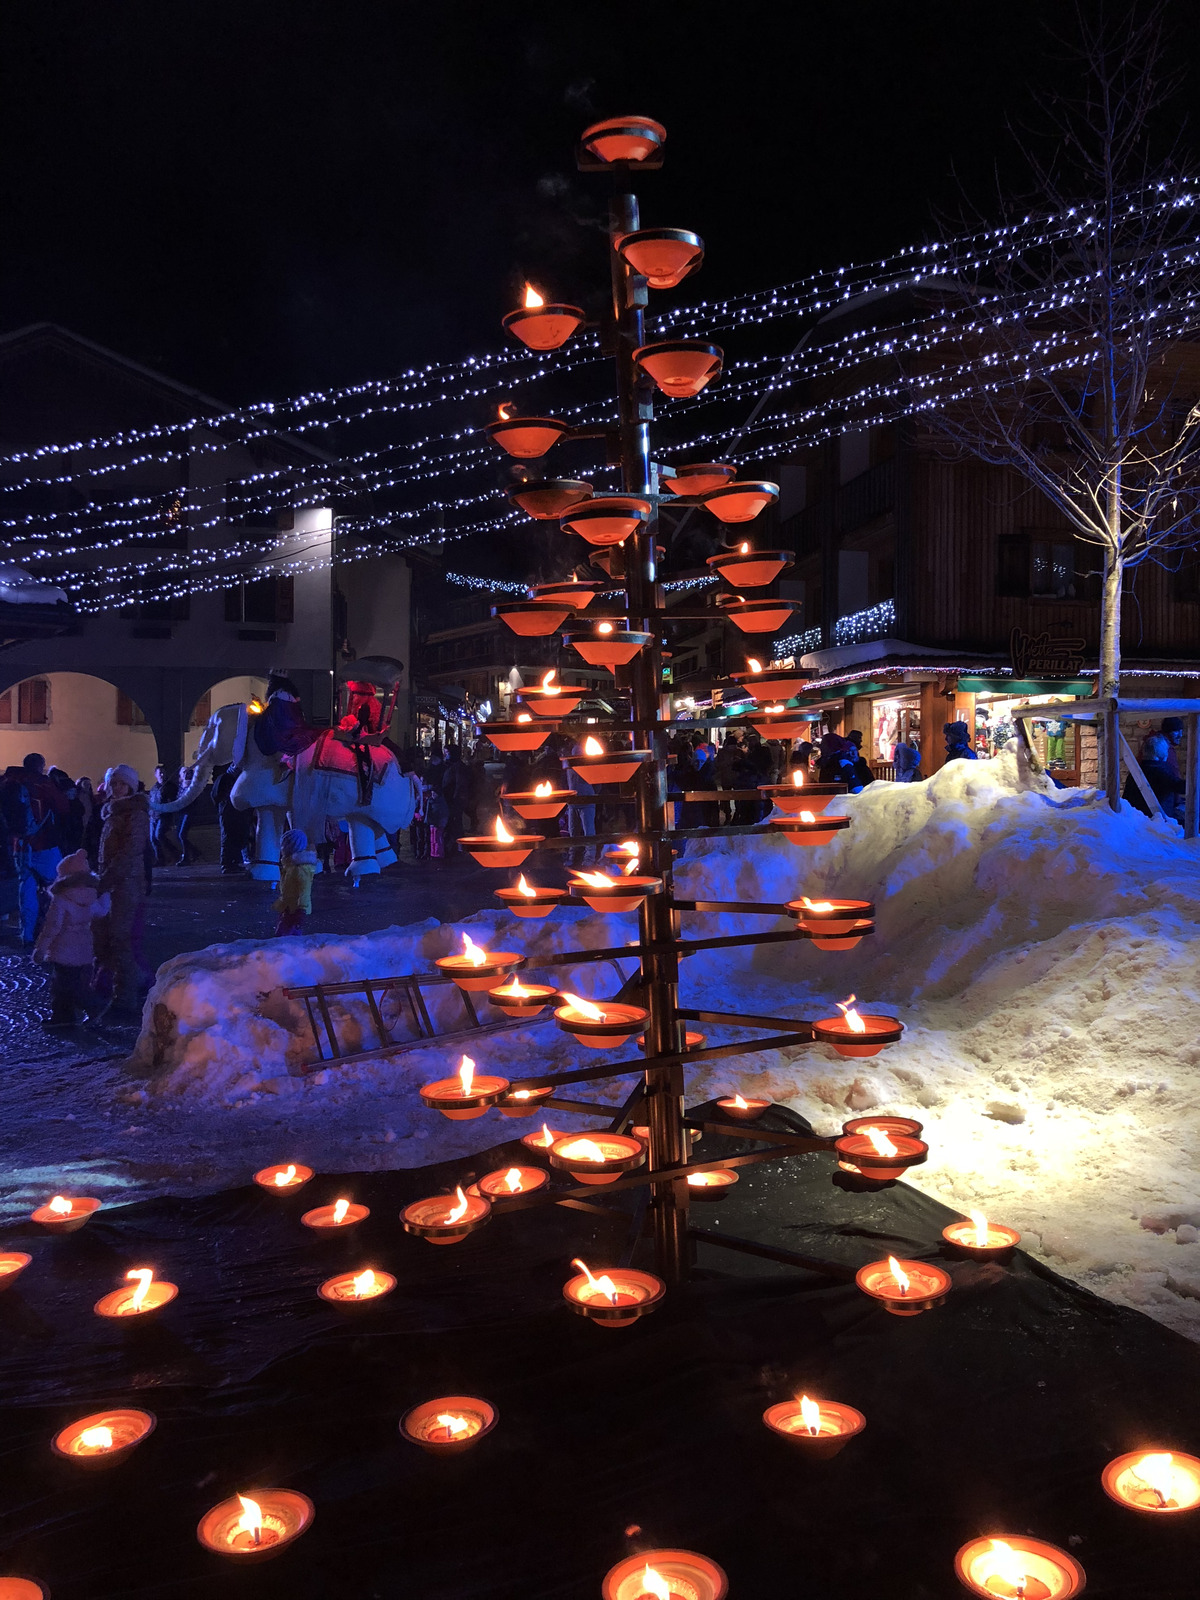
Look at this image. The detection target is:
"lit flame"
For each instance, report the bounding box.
[523,283,545,309]
[572,869,616,889]
[80,1425,114,1451]
[445,1186,470,1225]
[969,1210,990,1249]
[126,1268,153,1310]
[1131,1452,1179,1506]
[435,1412,471,1438]
[236,1495,263,1547]
[560,1138,607,1163]
[792,770,805,787]
[739,541,750,554]
[619,839,640,875]
[764,703,785,715]
[533,782,553,798]
[597,621,614,634]
[48,1195,73,1216]
[494,815,515,844]
[247,699,265,715]
[863,1127,898,1158]
[504,1168,524,1193]
[640,1567,671,1600]
[559,992,605,1022]
[352,1269,376,1298]
[458,1056,476,1095]
[274,1165,297,1187]
[583,736,605,755]
[888,1256,911,1294]
[516,712,532,724]
[332,1199,349,1226]
[572,1257,619,1303]
[747,657,763,673]
[496,975,534,998]
[801,897,834,911]
[461,933,488,967]
[986,1541,1029,1596]
[733,1094,749,1109]
[535,1123,557,1147]
[799,809,816,822]
[837,995,867,1033]
[498,402,514,420]
[540,670,560,694]
[799,1394,822,1437]
[517,873,537,896]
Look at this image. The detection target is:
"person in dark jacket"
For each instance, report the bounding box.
[93,765,151,1017]
[254,673,320,759]
[817,732,857,787]
[1124,733,1186,823]
[943,721,978,764]
[1,753,70,944]
[845,730,876,789]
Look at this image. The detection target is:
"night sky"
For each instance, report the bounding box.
[5,0,1195,412]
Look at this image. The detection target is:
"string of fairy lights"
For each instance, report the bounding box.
[4,175,1199,611]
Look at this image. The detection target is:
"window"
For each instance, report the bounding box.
[0,678,50,725]
[116,690,148,727]
[130,595,191,621]
[997,533,1099,601]
[224,576,295,625]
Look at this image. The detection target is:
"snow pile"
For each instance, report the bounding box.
[127,751,1200,1340]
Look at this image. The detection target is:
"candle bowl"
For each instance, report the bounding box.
[707,543,791,583]
[480,719,559,753]
[493,600,573,638]
[301,1202,369,1233]
[94,1280,179,1319]
[253,1164,314,1194]
[747,711,813,742]
[507,478,594,520]
[496,1085,557,1118]
[686,1169,739,1201]
[813,1014,904,1058]
[458,834,542,868]
[560,496,651,547]
[769,814,852,848]
[419,1072,510,1120]
[569,874,663,913]
[31,1196,100,1234]
[434,951,526,993]
[637,1031,707,1055]
[485,415,571,458]
[633,339,724,399]
[1101,1449,1200,1514]
[555,1000,649,1050]
[529,578,608,609]
[833,1133,927,1183]
[521,1124,563,1155]
[787,900,875,951]
[699,482,781,525]
[0,1580,49,1600]
[602,1548,727,1600]
[843,1115,923,1138]
[402,1191,492,1245]
[0,1253,31,1292]
[564,749,653,785]
[550,1132,646,1186]
[856,1257,951,1317]
[942,1219,1021,1260]
[318,1267,397,1306]
[662,461,737,497]
[502,302,585,352]
[487,982,559,1019]
[477,1166,550,1203]
[729,666,811,702]
[564,629,652,670]
[761,780,846,814]
[763,1399,866,1459]
[718,596,795,634]
[52,1408,156,1469]
[716,1095,771,1122]
[503,786,574,816]
[581,113,667,165]
[494,884,569,918]
[564,1266,666,1328]
[400,1396,497,1455]
[954,1535,1085,1599]
[197,1489,314,1561]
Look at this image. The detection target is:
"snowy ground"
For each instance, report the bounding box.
[5,752,1199,1342]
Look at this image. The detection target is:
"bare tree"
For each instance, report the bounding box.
[930,4,1200,805]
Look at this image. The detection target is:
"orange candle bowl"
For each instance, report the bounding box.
[52,1408,156,1469]
[843,1115,923,1138]
[762,1397,867,1459]
[661,461,737,497]
[564,628,652,670]
[687,1169,739,1201]
[560,495,651,547]
[477,1165,550,1203]
[507,478,593,520]
[716,1094,771,1122]
[528,578,608,609]
[580,114,667,166]
[633,339,723,398]
[856,1256,951,1317]
[564,746,653,784]
[401,1188,492,1245]
[419,1065,510,1120]
[458,829,542,869]
[485,414,571,459]
[521,1122,564,1155]
[434,943,526,992]
[493,600,573,638]
[253,1162,314,1194]
[833,1131,927,1183]
[197,1489,314,1561]
[496,1084,557,1117]
[747,709,813,741]
[318,1267,396,1306]
[707,542,790,583]
[787,898,875,951]
[769,814,852,848]
[564,1263,666,1328]
[0,1579,49,1600]
[1101,1449,1200,1514]
[729,664,811,702]
[480,717,559,753]
[698,480,781,525]
[616,226,704,289]
[602,1549,727,1600]
[503,786,574,817]
[400,1396,498,1454]
[717,595,795,634]
[638,1030,707,1055]
[555,997,649,1050]
[549,1132,646,1186]
[487,978,559,1019]
[94,1270,179,1319]
[31,1195,100,1234]
[762,779,846,814]
[569,872,663,913]
[502,301,585,352]
[0,1253,31,1292]
[494,881,569,918]
[942,1216,1022,1259]
[954,1535,1086,1599]
[517,688,586,719]
[812,1012,904,1058]
[301,1200,369,1233]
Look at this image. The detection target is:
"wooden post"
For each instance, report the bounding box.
[920,679,944,775]
[1118,730,1163,820]
[1186,713,1200,841]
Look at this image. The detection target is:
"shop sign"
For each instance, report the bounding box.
[1008,626,1086,678]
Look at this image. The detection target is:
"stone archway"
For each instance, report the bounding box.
[0,671,159,786]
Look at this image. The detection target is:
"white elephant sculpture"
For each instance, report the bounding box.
[160,702,419,884]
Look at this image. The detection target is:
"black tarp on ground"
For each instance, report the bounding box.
[1,1104,1198,1599]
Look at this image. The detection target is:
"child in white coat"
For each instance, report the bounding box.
[33,848,110,1026]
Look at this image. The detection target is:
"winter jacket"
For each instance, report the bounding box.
[98,791,152,902]
[0,767,69,850]
[33,871,110,966]
[1124,758,1186,823]
[274,851,318,917]
[943,739,978,763]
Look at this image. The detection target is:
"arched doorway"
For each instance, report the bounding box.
[0,672,158,785]
[185,675,268,763]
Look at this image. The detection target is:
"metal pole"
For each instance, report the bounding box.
[608,188,689,1284]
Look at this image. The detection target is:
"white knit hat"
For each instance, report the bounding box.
[104,764,140,792]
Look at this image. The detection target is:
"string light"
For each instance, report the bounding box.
[833,601,896,646]
[445,571,529,594]
[774,628,823,657]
